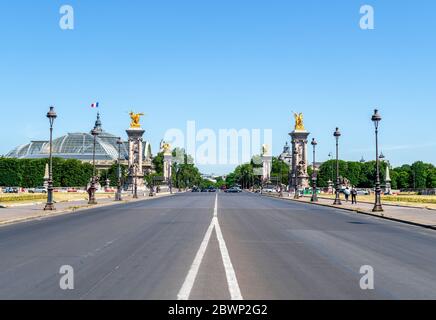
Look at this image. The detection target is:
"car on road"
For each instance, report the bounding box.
[356,189,369,195]
[3,187,19,193]
[191,187,200,192]
[262,186,277,193]
[207,187,217,192]
[225,187,242,193]
[29,186,47,193]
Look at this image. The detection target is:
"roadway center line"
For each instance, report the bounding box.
[177,193,243,300]
[213,194,243,300]
[177,206,216,300]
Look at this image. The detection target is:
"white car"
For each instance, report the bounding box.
[29,186,47,193]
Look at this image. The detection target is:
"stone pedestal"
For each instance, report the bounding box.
[328,180,334,194]
[126,128,146,191]
[163,153,173,192]
[385,165,392,195]
[43,163,49,189]
[289,130,310,189]
[261,155,272,183]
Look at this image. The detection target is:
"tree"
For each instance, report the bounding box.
[345,162,361,187]
[59,159,93,187]
[0,158,22,187]
[102,163,128,187]
[426,168,436,188]
[152,152,164,175]
[410,161,428,189]
[271,157,289,185]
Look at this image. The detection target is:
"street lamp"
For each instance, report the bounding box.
[328,152,334,183]
[133,163,138,199]
[293,148,299,199]
[311,138,318,202]
[168,159,173,194]
[371,109,384,212]
[115,137,123,201]
[333,127,342,205]
[44,106,57,211]
[88,126,100,205]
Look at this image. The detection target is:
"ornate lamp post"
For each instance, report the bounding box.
[333,127,342,205]
[44,106,57,211]
[133,163,138,199]
[371,109,384,212]
[88,126,99,205]
[311,138,318,202]
[115,137,123,201]
[132,143,139,199]
[293,148,299,199]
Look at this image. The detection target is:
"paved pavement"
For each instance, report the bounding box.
[1,192,436,299]
[267,194,436,229]
[0,192,171,225]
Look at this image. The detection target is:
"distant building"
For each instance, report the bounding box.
[6,113,153,171]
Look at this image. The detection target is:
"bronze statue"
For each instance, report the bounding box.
[129,111,144,128]
[262,144,269,156]
[293,112,305,131]
[162,142,171,154]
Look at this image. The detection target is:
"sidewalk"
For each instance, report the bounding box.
[264,193,436,230]
[0,192,173,226]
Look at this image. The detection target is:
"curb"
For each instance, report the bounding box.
[0,192,174,227]
[313,196,436,211]
[262,194,436,231]
[0,194,116,208]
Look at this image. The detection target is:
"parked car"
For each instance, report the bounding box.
[4,187,19,193]
[262,186,277,193]
[29,186,47,193]
[207,187,217,192]
[225,187,242,193]
[191,187,200,192]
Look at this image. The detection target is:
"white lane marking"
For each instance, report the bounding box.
[177,210,216,300]
[214,194,243,300]
[177,194,243,300]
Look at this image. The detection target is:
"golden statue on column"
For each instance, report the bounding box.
[293,112,305,131]
[129,111,145,128]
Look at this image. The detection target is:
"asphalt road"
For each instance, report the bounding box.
[1,192,436,300]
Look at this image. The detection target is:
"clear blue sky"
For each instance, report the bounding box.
[1,0,435,174]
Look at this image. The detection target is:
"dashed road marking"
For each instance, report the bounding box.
[177,194,243,300]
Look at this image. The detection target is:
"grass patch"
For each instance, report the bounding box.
[383,195,436,204]
[0,194,47,202]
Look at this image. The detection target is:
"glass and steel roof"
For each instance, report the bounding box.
[5,113,152,162]
[6,132,129,161]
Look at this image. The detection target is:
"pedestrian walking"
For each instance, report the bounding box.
[344,187,350,202]
[351,186,357,204]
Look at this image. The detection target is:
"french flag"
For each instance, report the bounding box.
[91,102,99,108]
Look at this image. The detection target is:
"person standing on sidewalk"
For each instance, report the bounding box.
[351,186,357,204]
[344,187,350,202]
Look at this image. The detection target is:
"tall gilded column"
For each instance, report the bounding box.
[126,112,146,192]
[289,112,310,190]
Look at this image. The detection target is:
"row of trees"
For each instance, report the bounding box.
[2,154,434,191]
[152,148,206,189]
[0,157,94,188]
[224,156,436,190]
[225,157,291,189]
[318,160,436,189]
[0,146,207,190]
